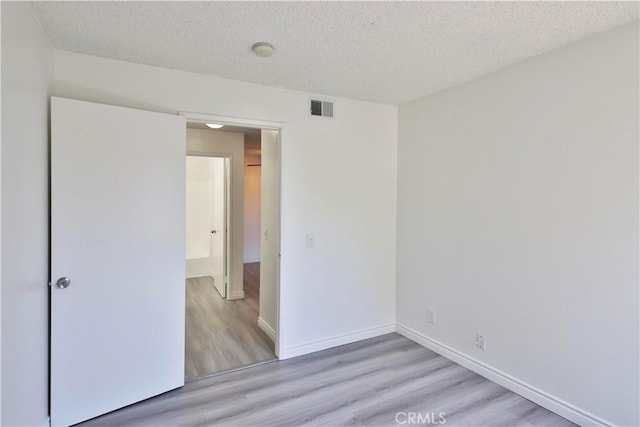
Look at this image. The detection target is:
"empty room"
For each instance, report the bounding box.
[1,1,638,427]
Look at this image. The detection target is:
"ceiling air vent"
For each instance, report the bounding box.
[310,99,334,118]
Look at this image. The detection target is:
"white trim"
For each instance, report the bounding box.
[185,273,211,279]
[243,257,261,263]
[179,112,284,131]
[228,290,245,300]
[257,317,276,342]
[279,324,395,360]
[273,130,282,358]
[395,323,610,427]
[185,271,210,279]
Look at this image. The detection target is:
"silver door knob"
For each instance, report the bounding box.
[56,277,71,289]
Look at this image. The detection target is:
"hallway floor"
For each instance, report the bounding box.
[185,262,275,379]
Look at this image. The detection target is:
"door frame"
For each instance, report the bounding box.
[185,154,231,298]
[180,112,283,357]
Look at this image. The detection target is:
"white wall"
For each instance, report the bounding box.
[187,128,245,298]
[243,134,261,263]
[53,50,398,358]
[1,2,53,426]
[397,22,639,427]
[186,156,225,278]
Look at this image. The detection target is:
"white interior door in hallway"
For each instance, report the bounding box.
[50,97,186,426]
[186,155,228,297]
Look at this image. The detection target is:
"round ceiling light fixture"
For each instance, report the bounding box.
[252,42,275,58]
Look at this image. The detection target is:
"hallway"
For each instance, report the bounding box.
[185,263,275,379]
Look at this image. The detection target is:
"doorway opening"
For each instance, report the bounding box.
[184,120,280,380]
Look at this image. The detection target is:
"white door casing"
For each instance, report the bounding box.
[180,112,282,354]
[50,97,186,426]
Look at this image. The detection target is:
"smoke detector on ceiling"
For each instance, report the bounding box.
[252,42,275,57]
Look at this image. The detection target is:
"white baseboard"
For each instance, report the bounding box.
[395,323,610,427]
[279,323,395,360]
[243,257,261,263]
[257,316,276,342]
[185,257,209,278]
[228,290,245,300]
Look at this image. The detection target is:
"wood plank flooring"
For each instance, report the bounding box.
[185,263,275,379]
[81,333,575,427]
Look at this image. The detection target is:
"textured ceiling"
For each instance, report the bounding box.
[31,1,639,105]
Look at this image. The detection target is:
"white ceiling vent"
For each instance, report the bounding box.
[310,99,334,118]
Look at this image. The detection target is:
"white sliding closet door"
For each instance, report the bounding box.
[50,97,186,426]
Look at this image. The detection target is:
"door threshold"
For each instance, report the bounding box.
[185,357,278,384]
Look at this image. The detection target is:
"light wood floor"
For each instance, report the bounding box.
[185,263,275,379]
[81,333,574,427]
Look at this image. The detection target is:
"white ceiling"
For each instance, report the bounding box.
[31,1,638,105]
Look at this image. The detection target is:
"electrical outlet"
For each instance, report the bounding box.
[305,233,315,248]
[475,333,486,350]
[427,309,436,325]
